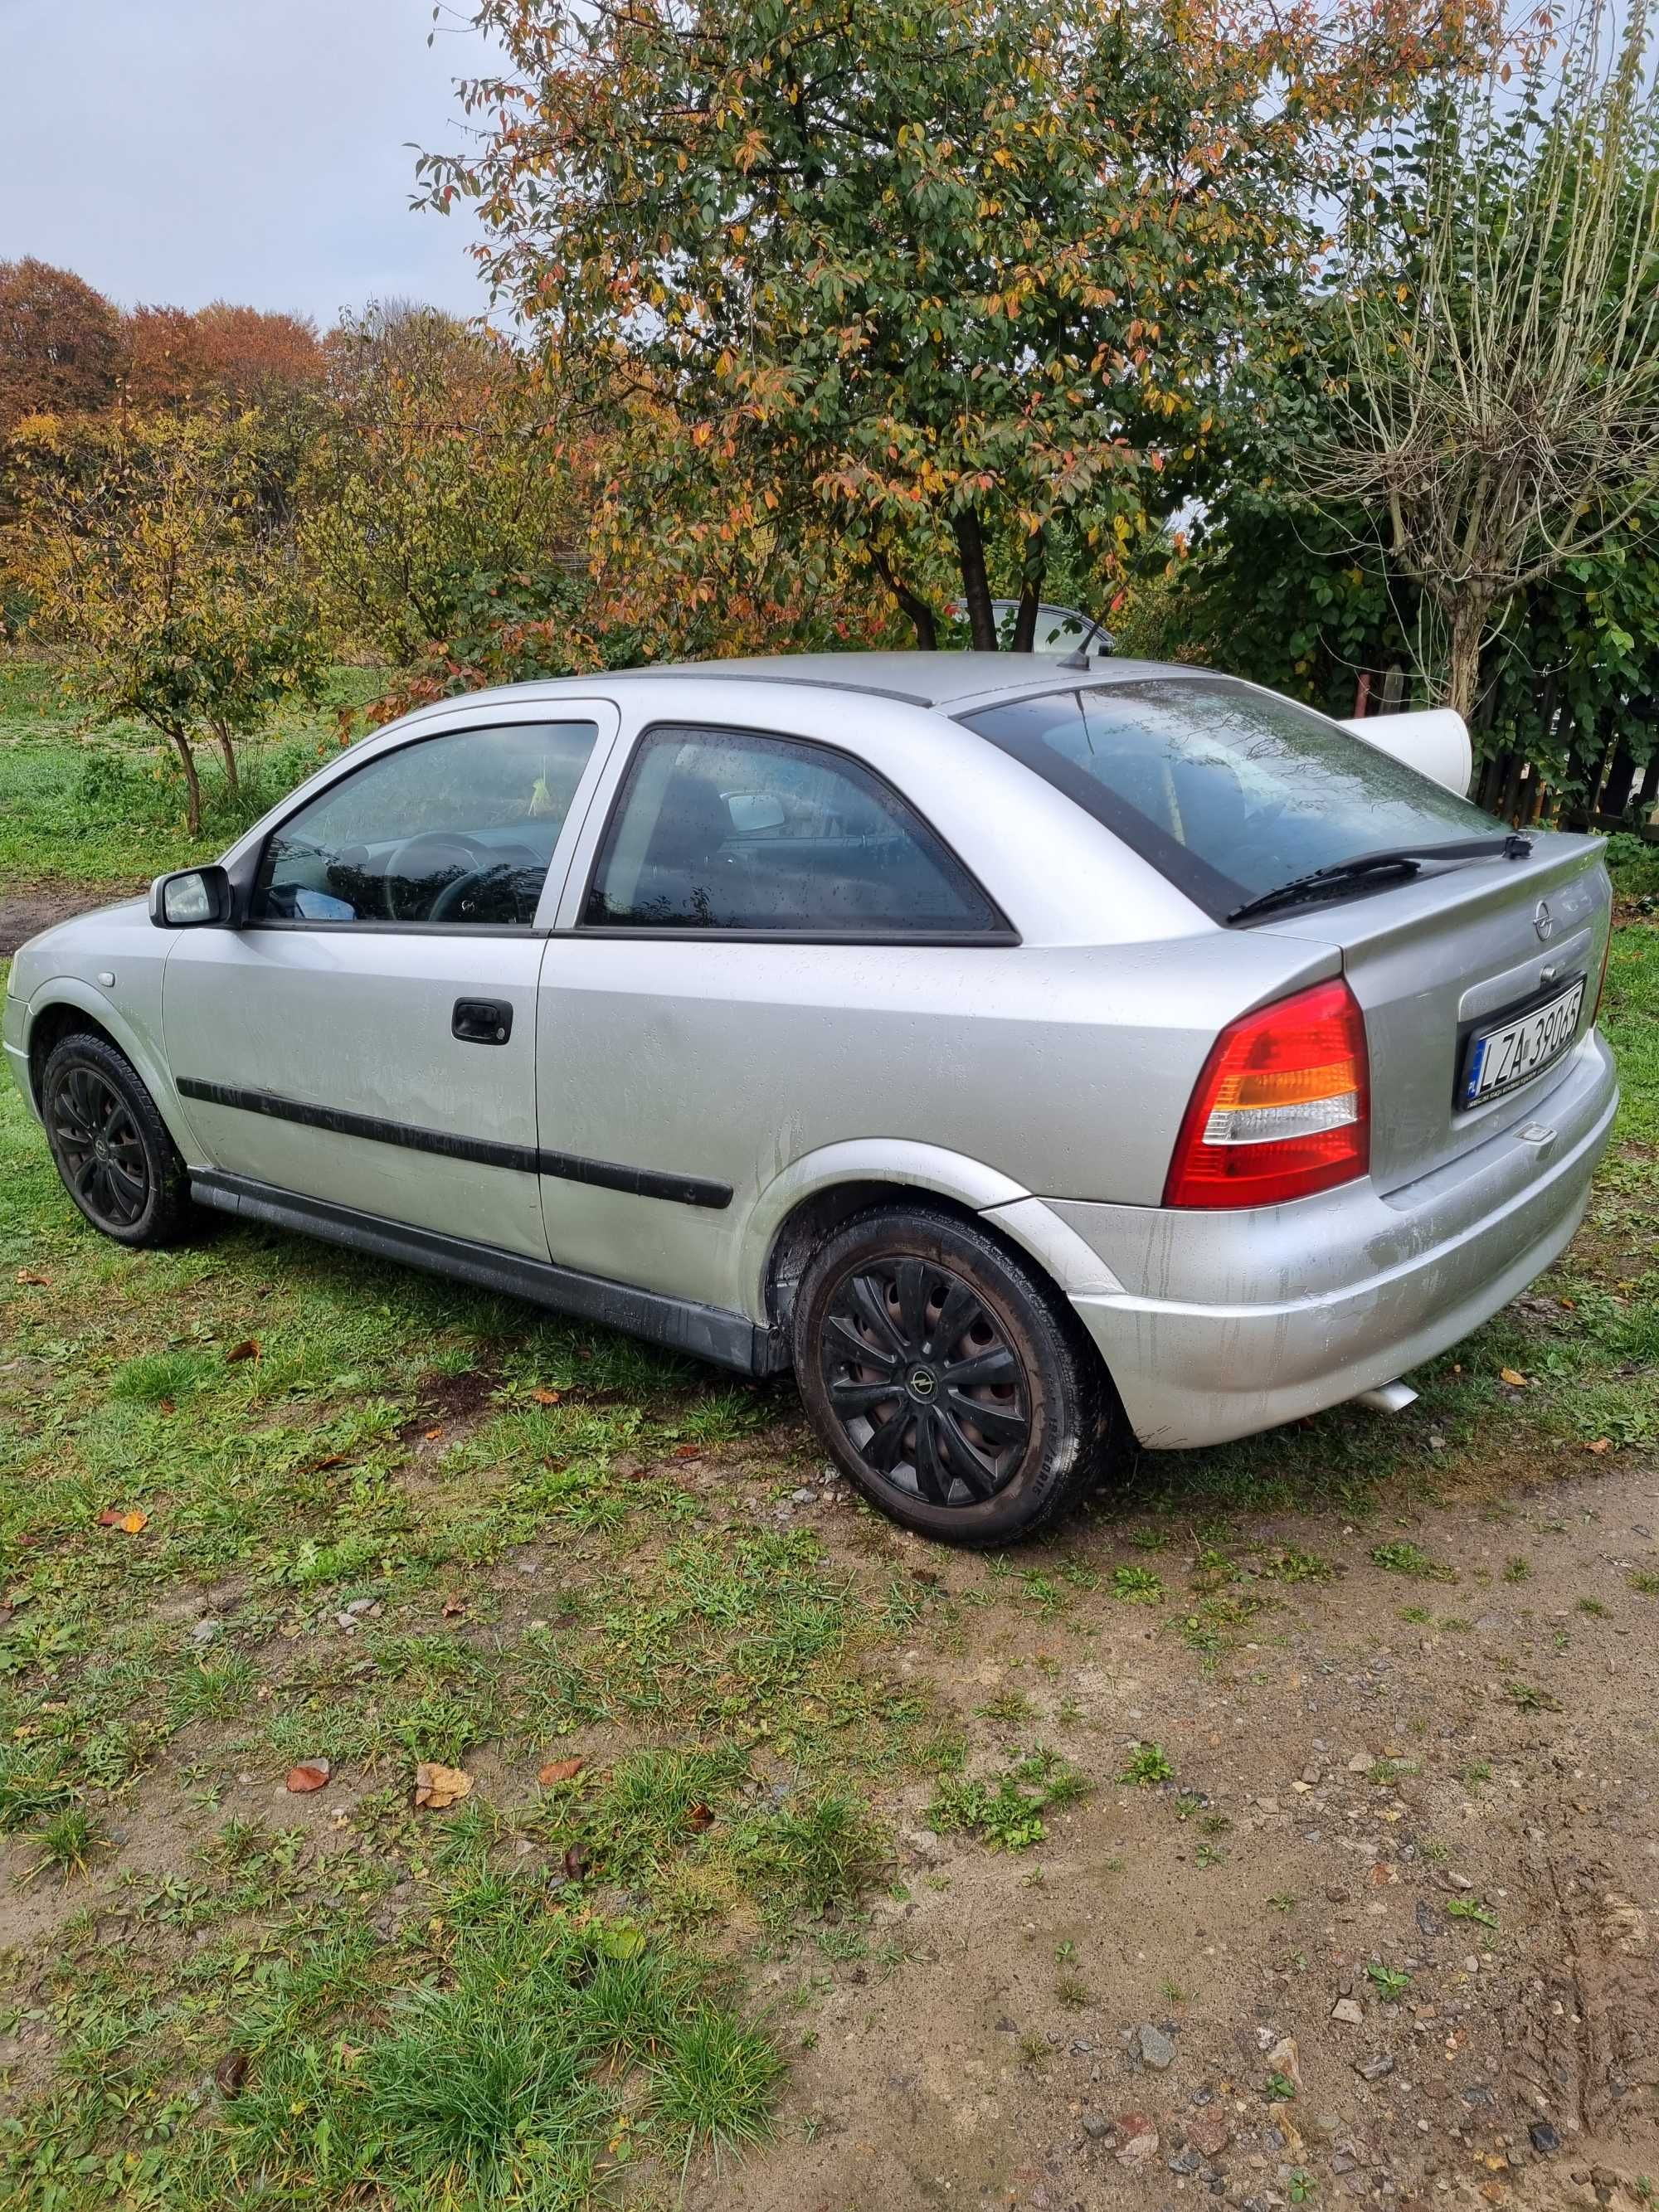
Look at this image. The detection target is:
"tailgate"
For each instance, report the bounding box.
[1255,834,1612,1193]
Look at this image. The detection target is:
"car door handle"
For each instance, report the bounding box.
[452,998,513,1046]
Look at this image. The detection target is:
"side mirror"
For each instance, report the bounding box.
[149,864,233,929]
[723,790,786,834]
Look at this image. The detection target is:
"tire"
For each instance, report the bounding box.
[39,1032,196,1248]
[792,1205,1116,1547]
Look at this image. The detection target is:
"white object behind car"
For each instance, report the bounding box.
[1339,707,1473,797]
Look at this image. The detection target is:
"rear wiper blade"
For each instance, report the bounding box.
[1227,833,1534,925]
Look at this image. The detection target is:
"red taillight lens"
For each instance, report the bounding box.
[1164,977,1370,1209]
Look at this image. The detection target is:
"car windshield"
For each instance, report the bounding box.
[959,677,1495,919]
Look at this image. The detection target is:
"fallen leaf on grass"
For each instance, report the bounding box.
[1499,1367,1529,1387]
[562,1841,590,1880]
[687,1801,714,1832]
[673,1444,701,1461]
[538,1756,585,1787]
[214,2049,249,2098]
[226,1339,260,1364]
[424,1427,444,1441]
[14,1270,50,1286]
[531,1387,562,1406]
[440,1594,467,1619]
[158,1398,176,1414]
[285,1759,331,1793]
[1585,1437,1613,1455]
[96,1509,148,1534]
[413,1762,472,1810]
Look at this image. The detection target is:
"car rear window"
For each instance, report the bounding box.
[959,678,1494,920]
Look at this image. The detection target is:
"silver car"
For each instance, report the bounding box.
[4,654,1618,1544]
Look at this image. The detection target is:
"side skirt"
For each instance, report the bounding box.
[189,1170,790,1378]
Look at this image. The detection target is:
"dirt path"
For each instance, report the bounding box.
[713,1463,1659,2212]
[0,882,128,957]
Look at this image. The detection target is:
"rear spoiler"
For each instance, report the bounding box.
[1338,708,1472,798]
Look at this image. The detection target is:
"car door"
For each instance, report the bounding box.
[533,717,1014,1311]
[163,706,615,1259]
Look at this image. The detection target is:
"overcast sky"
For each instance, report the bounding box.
[0,0,500,327]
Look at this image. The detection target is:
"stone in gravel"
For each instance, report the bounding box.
[1327,1885,1352,1903]
[1186,2109,1233,2158]
[1081,2112,1113,2141]
[1116,2116,1160,2166]
[1355,2054,1396,2081]
[1416,1900,1442,1939]
[1168,2147,1203,2175]
[190,1618,221,1645]
[791,1486,815,1505]
[1266,2035,1301,2088]
[1333,2152,1360,2175]
[1348,1753,1373,1772]
[1529,2122,1562,2155]
[1331,1998,1365,2026]
[1139,2023,1177,2069]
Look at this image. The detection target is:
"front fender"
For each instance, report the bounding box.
[20,977,203,1163]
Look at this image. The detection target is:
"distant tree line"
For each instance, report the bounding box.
[2,0,1657,839]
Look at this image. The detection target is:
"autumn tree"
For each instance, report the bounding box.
[299,304,593,712]
[420,0,1484,649]
[0,259,123,435]
[123,301,324,413]
[7,410,325,834]
[1302,0,1659,718]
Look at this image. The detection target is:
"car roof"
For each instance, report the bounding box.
[399,650,1195,727]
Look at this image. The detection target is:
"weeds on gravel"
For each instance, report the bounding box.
[1447,1896,1499,1929]
[1118,1743,1175,1787]
[928,1749,1090,1851]
[1370,1541,1458,1582]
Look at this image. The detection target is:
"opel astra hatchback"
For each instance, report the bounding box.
[5,654,1618,1544]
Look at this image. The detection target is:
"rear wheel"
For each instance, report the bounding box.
[792,1206,1115,1546]
[41,1033,195,1247]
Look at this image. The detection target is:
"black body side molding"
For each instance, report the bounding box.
[188,1171,788,1377]
[175,1078,732,1209]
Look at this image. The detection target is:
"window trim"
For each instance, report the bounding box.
[241,715,611,936]
[574,718,1019,945]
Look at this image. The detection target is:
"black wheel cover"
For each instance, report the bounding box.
[817,1256,1032,1507]
[48,1063,151,1232]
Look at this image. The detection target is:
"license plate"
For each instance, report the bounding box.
[1459,978,1585,1108]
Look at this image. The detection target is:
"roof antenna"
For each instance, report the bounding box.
[1058,615,1106,672]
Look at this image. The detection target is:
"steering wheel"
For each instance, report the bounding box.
[428,847,542,924]
[383,831,495,921]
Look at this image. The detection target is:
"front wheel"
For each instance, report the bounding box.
[792,1207,1115,1547]
[41,1032,196,1247]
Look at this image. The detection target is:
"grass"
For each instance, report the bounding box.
[1,656,1657,2203]
[928,1749,1092,1850]
[0,654,383,888]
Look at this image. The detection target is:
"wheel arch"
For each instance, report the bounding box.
[22,984,194,1155]
[751,1141,1124,1332]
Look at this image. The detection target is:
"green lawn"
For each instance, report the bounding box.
[0,658,383,891]
[0,651,1656,2205]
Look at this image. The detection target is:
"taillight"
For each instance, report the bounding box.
[1164,977,1370,1209]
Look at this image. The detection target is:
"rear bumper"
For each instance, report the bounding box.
[1053,1030,1618,1448]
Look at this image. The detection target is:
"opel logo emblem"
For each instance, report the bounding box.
[1533,899,1554,942]
[907,1365,937,1400]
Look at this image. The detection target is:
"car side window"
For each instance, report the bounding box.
[251,722,600,927]
[582,726,1004,935]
